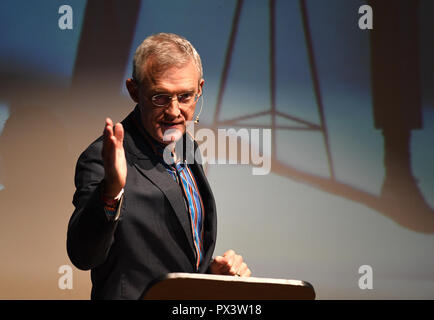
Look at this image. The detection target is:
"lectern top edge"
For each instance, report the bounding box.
[164,272,314,289]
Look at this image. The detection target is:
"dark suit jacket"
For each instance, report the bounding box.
[67,106,217,299]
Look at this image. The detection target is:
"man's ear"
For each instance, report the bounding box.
[126,78,139,103]
[198,78,205,97]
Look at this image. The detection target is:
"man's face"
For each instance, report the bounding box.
[128,59,204,145]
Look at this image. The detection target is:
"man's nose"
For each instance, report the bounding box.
[165,98,181,118]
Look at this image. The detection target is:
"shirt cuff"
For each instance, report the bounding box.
[102,188,124,221]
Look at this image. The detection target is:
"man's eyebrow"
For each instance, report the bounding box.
[149,87,196,94]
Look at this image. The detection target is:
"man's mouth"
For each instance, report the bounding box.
[161,122,184,129]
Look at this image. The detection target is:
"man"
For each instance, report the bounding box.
[67,33,251,300]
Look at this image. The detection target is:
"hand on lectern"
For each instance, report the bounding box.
[209,249,251,277]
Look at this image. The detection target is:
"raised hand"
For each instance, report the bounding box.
[101,118,127,198]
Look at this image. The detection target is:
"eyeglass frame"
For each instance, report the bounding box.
[148,91,200,108]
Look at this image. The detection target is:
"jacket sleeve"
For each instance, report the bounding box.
[67,138,121,270]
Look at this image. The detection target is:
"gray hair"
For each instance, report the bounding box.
[132,33,203,84]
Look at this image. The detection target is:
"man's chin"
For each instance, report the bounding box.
[162,127,184,144]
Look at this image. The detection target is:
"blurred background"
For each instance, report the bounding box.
[0,0,433,299]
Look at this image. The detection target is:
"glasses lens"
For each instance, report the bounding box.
[152,95,171,106]
[178,93,194,104]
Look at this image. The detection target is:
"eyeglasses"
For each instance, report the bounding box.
[150,92,199,108]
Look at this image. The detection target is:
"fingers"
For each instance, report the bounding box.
[101,118,127,198]
[102,119,125,166]
[105,118,114,135]
[222,250,242,274]
[208,256,226,275]
[103,118,114,142]
[105,117,113,128]
[238,262,251,277]
[113,122,124,143]
[209,250,251,277]
[103,118,124,148]
[223,249,236,259]
[210,256,226,273]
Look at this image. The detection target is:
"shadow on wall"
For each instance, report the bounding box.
[207,0,434,233]
[0,101,87,298]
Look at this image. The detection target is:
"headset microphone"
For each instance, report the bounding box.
[194,94,204,124]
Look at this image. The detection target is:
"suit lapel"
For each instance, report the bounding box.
[122,109,197,264]
[133,160,196,254]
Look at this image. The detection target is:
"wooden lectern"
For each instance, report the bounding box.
[141,273,315,300]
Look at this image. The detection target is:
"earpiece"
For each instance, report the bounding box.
[194,94,204,124]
